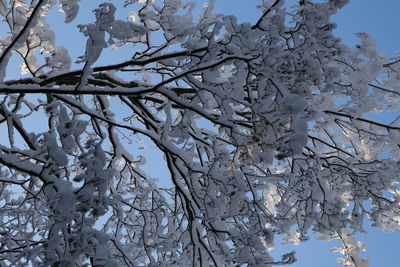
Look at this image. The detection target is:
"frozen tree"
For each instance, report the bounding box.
[0,0,399,266]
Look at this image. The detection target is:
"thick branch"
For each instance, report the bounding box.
[251,0,281,30]
[38,47,208,86]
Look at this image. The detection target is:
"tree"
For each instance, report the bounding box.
[0,0,399,265]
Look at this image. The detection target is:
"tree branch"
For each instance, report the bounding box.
[0,0,47,71]
[251,0,281,30]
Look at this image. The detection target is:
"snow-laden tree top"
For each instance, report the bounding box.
[0,0,399,266]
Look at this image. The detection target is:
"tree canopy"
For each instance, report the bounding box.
[0,0,399,266]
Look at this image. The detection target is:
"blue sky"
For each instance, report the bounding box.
[213,0,400,266]
[1,0,400,266]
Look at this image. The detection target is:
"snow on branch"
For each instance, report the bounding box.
[0,0,398,266]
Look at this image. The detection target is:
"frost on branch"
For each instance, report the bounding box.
[76,3,147,88]
[60,0,80,23]
[331,230,369,267]
[0,0,399,266]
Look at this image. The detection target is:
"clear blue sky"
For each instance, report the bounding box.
[1,0,400,266]
[14,0,400,266]
[213,0,400,266]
